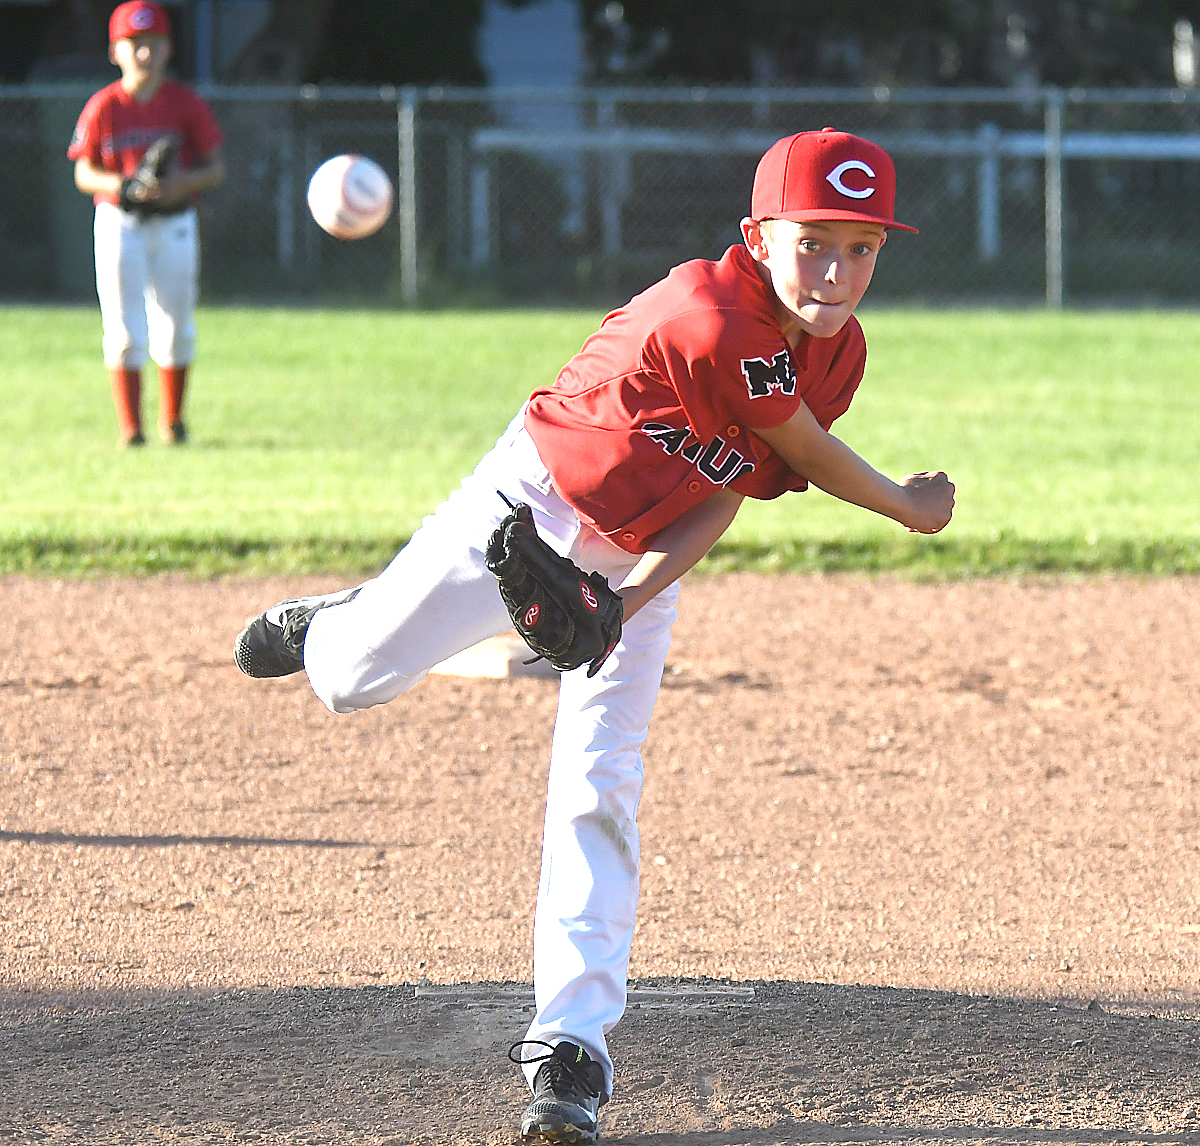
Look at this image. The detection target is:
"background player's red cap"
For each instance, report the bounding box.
[751,128,918,233]
[109,1,171,42]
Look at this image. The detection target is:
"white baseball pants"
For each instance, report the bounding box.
[93,202,198,370]
[303,412,678,1097]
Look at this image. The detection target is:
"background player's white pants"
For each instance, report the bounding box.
[93,202,198,370]
[303,413,678,1097]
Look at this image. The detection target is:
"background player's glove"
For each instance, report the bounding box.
[486,500,623,677]
[118,135,179,217]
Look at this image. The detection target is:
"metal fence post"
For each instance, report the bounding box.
[446,132,465,271]
[976,122,1000,262]
[596,97,624,274]
[1044,88,1065,309]
[193,0,215,82]
[275,129,294,272]
[397,86,419,307]
[470,158,491,268]
[303,121,322,274]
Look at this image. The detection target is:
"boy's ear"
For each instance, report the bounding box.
[740,217,767,261]
[108,43,118,66]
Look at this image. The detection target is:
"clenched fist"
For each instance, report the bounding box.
[900,471,955,534]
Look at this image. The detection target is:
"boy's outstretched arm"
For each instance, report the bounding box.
[753,401,954,535]
[616,488,745,619]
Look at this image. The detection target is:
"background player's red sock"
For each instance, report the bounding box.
[158,365,187,442]
[109,368,143,445]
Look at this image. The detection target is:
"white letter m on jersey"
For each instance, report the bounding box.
[742,350,797,398]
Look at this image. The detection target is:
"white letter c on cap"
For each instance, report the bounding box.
[826,159,876,200]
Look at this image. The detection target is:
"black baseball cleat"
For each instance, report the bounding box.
[234,587,360,678]
[511,1039,607,1144]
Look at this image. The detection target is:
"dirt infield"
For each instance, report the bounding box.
[2,573,1198,1143]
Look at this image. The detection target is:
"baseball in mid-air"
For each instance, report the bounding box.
[306,154,393,239]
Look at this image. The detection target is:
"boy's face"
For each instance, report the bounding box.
[741,217,887,340]
[109,33,171,90]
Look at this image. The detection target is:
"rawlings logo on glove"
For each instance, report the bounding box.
[485,498,623,677]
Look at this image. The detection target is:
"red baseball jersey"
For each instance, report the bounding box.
[68,80,222,207]
[525,243,867,554]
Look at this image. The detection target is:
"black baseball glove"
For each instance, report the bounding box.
[119,134,180,217]
[485,500,623,677]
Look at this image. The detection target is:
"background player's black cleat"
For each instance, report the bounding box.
[511,1039,607,1143]
[234,588,360,678]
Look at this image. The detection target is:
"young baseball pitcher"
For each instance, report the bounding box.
[236,128,954,1143]
[69,1,225,448]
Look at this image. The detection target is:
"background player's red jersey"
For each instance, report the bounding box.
[68,79,222,208]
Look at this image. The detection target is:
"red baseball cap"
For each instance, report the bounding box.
[751,127,918,233]
[109,1,171,42]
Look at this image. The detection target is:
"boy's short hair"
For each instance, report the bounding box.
[109,1,171,43]
[752,129,917,234]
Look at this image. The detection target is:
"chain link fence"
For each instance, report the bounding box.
[3,83,1199,306]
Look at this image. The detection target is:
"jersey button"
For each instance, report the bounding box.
[726,424,740,437]
[688,480,702,492]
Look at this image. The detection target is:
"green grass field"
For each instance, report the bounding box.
[2,304,1198,577]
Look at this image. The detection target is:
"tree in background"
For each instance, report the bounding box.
[4,0,492,85]
[9,0,1200,87]
[305,0,486,85]
[580,0,1200,88]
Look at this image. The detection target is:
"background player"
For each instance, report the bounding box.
[68,1,225,448]
[236,128,954,1142]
